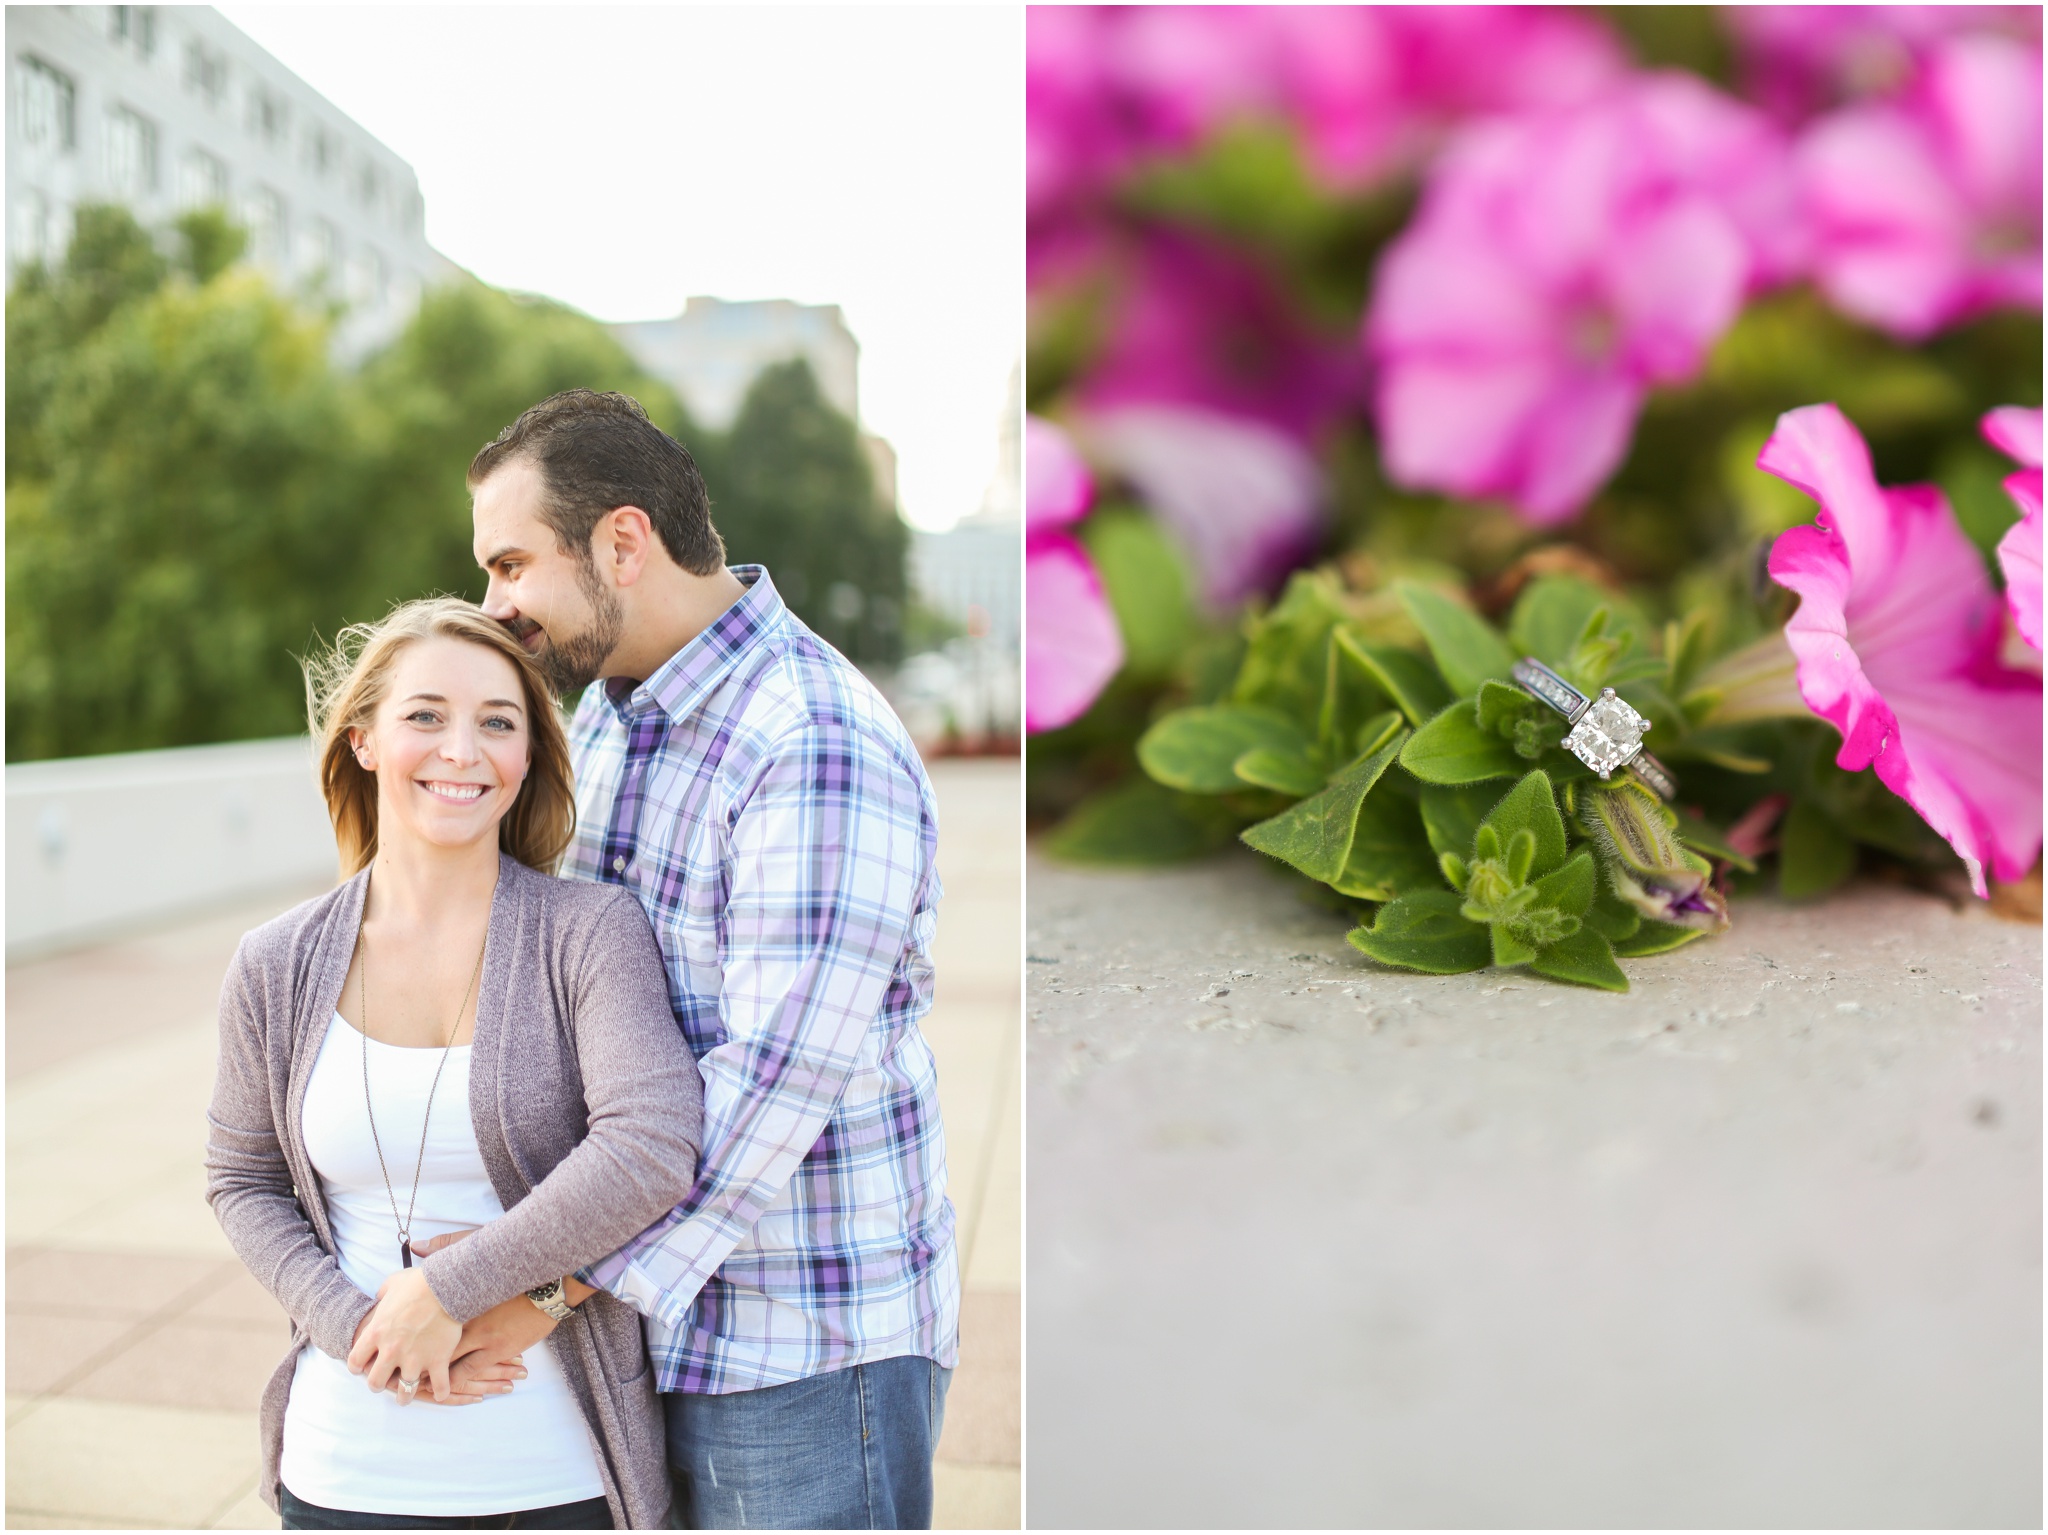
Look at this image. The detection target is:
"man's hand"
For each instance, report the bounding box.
[346,1266,462,1403]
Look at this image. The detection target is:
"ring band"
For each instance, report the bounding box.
[399,1376,419,1393]
[1511,658,1676,800]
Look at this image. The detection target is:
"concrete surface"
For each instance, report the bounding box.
[1027,848,2041,1529]
[7,737,335,960]
[5,758,1020,1530]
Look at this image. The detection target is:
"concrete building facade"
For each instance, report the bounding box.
[6,5,443,352]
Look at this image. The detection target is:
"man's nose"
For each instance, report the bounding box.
[479,572,515,621]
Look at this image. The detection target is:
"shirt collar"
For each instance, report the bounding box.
[602,565,785,727]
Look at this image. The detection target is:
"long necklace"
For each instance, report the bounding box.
[357,874,489,1271]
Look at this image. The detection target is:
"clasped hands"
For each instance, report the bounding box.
[345,1228,562,1407]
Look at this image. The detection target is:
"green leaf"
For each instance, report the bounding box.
[1353,709,1406,759]
[1232,746,1325,796]
[1335,631,1451,726]
[1400,702,1524,784]
[1779,798,1857,899]
[1474,678,1538,735]
[1613,921,1708,957]
[1509,576,1650,670]
[1042,780,1235,865]
[1478,771,1569,878]
[1491,923,1538,967]
[1396,581,1517,697]
[1138,705,1312,794]
[1528,929,1630,992]
[1584,887,1643,943]
[1233,571,1348,720]
[1083,510,1195,676]
[1348,890,1493,975]
[1331,778,1442,900]
[1674,813,1759,873]
[1418,783,1499,858]
[1241,731,1407,884]
[1526,849,1596,917]
[1318,629,1390,760]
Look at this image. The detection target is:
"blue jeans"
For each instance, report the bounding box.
[664,1355,951,1529]
[279,1486,613,1529]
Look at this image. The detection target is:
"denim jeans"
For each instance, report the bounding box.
[279,1486,613,1530]
[664,1355,951,1529]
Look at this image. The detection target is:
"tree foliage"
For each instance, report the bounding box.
[6,205,911,761]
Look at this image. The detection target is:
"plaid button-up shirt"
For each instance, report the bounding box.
[566,567,958,1394]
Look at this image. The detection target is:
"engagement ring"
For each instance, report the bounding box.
[399,1376,420,1394]
[1512,658,1677,800]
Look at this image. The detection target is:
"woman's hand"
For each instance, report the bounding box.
[346,1266,463,1403]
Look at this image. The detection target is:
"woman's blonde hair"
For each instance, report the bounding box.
[304,597,577,877]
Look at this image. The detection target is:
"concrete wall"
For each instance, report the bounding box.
[7,737,336,959]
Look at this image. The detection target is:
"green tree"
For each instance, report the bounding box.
[716,358,908,664]
[7,248,358,758]
[346,280,699,616]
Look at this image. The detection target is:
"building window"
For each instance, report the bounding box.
[109,7,157,58]
[247,86,287,147]
[184,40,226,109]
[12,189,59,266]
[241,185,286,266]
[19,56,77,153]
[179,148,228,211]
[103,107,159,197]
[355,160,382,211]
[298,216,337,279]
[301,123,333,177]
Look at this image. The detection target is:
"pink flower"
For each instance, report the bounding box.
[1025,418,1123,733]
[1365,73,1797,525]
[1078,231,1359,442]
[1726,6,2039,123]
[1268,6,1626,190]
[1762,403,2042,894]
[1984,405,2043,650]
[1075,404,1323,609]
[1797,34,2042,340]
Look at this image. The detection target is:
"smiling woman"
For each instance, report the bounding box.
[206,595,705,1529]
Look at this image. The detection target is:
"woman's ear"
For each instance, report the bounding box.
[349,726,376,771]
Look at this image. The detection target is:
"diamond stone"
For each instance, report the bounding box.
[1565,691,1648,778]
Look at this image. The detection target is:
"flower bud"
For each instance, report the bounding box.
[1576,781,1730,933]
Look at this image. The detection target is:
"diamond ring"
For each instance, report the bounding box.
[399,1376,420,1394]
[1512,658,1677,800]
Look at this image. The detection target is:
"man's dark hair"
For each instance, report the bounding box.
[468,389,725,575]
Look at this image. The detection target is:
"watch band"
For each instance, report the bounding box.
[526,1278,574,1322]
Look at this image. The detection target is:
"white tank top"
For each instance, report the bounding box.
[279,1014,607,1516]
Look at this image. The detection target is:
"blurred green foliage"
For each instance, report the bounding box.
[7,205,908,761]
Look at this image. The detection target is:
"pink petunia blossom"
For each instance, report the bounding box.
[1365,73,1798,525]
[1984,405,2043,650]
[1762,403,2042,894]
[1268,6,1627,190]
[1797,34,2042,340]
[1726,6,2040,123]
[1025,418,1123,733]
[1075,403,1323,610]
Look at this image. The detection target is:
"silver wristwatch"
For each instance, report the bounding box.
[526,1278,574,1322]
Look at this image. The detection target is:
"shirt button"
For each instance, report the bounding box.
[612,856,627,873]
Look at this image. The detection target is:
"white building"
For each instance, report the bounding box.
[614,294,902,507]
[6,5,445,352]
[613,295,861,430]
[910,360,1021,653]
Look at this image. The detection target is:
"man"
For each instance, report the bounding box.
[458,388,957,1527]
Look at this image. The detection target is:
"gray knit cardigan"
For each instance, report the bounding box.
[205,854,704,1530]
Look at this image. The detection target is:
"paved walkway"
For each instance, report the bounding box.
[1028,850,2040,1528]
[6,758,1020,1530]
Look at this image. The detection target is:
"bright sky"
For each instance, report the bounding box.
[220,5,1021,533]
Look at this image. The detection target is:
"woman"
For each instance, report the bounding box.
[206,598,701,1530]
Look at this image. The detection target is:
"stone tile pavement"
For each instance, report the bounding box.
[6,758,1021,1530]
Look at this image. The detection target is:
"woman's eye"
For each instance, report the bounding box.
[484,716,517,731]
[405,710,440,725]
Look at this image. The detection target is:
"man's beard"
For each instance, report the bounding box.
[533,556,626,695]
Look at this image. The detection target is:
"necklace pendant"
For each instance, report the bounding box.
[400,1236,413,1269]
